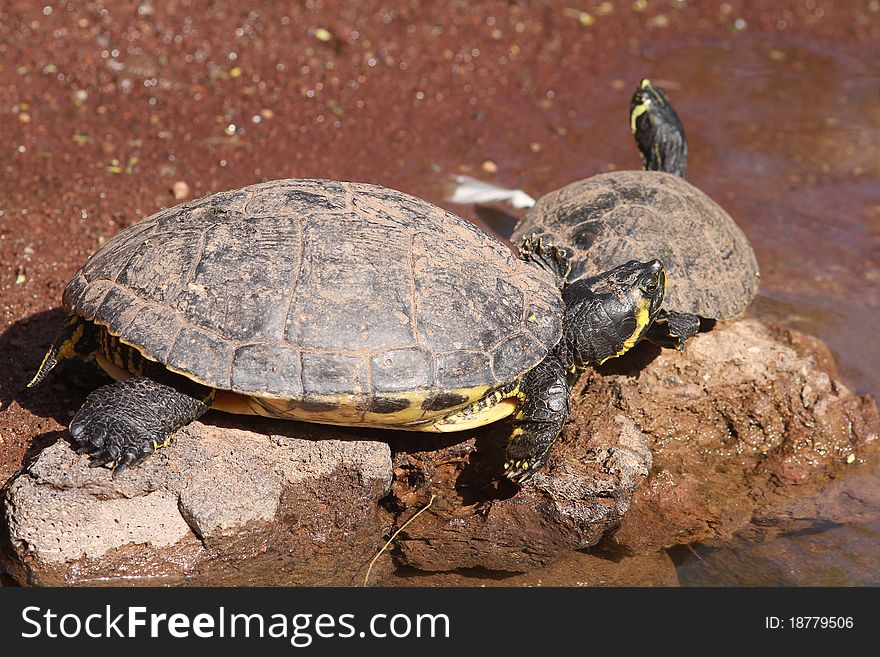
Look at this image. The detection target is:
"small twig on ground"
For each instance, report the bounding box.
[363,494,436,586]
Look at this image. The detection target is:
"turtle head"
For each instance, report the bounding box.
[561,259,666,367]
[630,78,688,177]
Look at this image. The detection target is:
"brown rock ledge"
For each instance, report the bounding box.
[1,424,392,586]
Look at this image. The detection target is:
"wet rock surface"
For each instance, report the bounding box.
[671,460,880,586]
[393,549,679,587]
[1,423,393,586]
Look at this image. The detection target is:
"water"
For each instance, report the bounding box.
[665,37,880,402]
[674,518,880,586]
[467,35,880,403]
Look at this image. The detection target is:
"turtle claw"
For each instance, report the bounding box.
[644,310,701,352]
[518,235,573,288]
[76,429,155,476]
[111,448,141,478]
[129,443,155,468]
[665,311,700,350]
[504,457,544,484]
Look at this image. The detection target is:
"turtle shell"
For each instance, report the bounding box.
[511,171,759,319]
[63,179,562,423]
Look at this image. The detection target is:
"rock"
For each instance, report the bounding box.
[677,521,880,586]
[671,461,880,586]
[592,319,880,554]
[171,180,190,200]
[0,422,392,586]
[755,460,880,533]
[385,412,652,573]
[383,319,880,574]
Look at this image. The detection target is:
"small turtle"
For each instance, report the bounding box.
[451,78,759,348]
[30,179,667,482]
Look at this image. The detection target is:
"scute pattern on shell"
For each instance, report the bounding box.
[511,171,759,318]
[63,179,563,406]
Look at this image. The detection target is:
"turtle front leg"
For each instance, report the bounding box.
[644,309,701,351]
[504,356,570,483]
[70,376,213,476]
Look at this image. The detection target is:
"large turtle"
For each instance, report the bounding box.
[30,179,668,482]
[452,79,760,348]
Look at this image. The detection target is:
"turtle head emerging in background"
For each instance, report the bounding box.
[630,78,688,177]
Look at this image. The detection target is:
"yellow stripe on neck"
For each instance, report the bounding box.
[630,99,651,135]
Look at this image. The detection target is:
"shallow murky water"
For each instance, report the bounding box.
[674,516,880,586]
[668,39,879,399]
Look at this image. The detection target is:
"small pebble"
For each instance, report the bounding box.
[172,181,190,200]
[481,160,498,173]
[648,14,669,28]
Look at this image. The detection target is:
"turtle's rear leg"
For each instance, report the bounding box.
[70,376,213,476]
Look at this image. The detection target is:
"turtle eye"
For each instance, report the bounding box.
[642,276,661,294]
